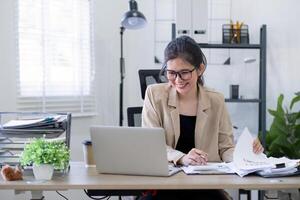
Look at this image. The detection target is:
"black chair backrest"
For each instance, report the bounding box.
[138,69,167,99]
[127,106,143,127]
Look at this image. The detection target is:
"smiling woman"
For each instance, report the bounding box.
[142,36,233,199]
[141,35,263,200]
[16,0,96,116]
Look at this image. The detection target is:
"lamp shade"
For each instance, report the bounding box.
[121,0,147,29]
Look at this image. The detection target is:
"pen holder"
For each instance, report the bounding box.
[82,140,95,167]
[222,24,249,44]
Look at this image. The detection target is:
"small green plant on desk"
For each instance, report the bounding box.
[21,138,70,180]
[262,92,300,159]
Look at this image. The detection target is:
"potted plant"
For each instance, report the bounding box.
[262,92,300,159]
[20,138,70,180]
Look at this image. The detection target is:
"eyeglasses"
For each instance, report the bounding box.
[164,68,196,81]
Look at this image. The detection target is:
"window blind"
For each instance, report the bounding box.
[17,0,96,116]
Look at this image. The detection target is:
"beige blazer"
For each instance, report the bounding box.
[142,83,234,164]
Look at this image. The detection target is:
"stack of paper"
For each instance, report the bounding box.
[0,115,67,138]
[2,115,65,129]
[230,127,300,177]
[172,127,299,177]
[181,162,234,174]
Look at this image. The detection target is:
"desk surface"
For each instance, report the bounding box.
[0,162,299,191]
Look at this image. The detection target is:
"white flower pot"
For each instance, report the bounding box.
[32,164,54,180]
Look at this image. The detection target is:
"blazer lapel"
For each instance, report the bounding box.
[167,85,211,148]
[168,86,181,146]
[194,86,211,147]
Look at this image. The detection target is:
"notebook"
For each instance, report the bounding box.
[90,126,181,176]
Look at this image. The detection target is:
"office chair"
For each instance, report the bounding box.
[138,69,167,99]
[127,106,143,127]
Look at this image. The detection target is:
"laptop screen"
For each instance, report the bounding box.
[90,126,171,176]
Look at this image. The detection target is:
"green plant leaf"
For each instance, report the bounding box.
[297,112,300,120]
[295,124,300,139]
[20,138,70,169]
[269,134,292,158]
[268,109,285,121]
[268,117,287,142]
[293,140,300,158]
[279,145,297,159]
[276,94,285,115]
[272,120,288,134]
[266,93,300,159]
[286,112,299,124]
[268,108,286,128]
[266,129,278,145]
[290,92,300,110]
[268,135,281,153]
[268,142,283,157]
[265,131,272,146]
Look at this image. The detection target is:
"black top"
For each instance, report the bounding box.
[175,114,196,154]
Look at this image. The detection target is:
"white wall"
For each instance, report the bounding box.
[93,0,155,124]
[231,0,300,119]
[0,0,300,199]
[0,0,17,112]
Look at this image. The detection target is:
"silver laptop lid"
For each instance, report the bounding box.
[90,126,170,176]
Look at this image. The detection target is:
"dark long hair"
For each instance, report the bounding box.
[162,36,207,85]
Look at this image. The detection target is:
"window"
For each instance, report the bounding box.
[17,0,96,116]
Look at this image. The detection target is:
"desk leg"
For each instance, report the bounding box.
[31,190,44,200]
[239,189,251,200]
[258,190,264,200]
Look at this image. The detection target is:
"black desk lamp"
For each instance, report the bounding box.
[119,0,147,126]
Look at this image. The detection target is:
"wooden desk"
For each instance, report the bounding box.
[0,162,299,191]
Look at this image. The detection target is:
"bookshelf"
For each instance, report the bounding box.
[199,25,267,147]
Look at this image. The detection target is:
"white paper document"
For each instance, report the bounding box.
[231,127,300,177]
[2,115,64,129]
[181,162,234,174]
[234,127,271,170]
[178,127,299,177]
[3,118,48,128]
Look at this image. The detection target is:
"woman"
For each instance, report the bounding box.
[141,36,263,199]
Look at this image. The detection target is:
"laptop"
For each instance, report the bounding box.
[90,126,181,176]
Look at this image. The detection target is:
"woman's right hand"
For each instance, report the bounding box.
[178,148,208,166]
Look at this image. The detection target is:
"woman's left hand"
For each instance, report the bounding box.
[252,138,264,154]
